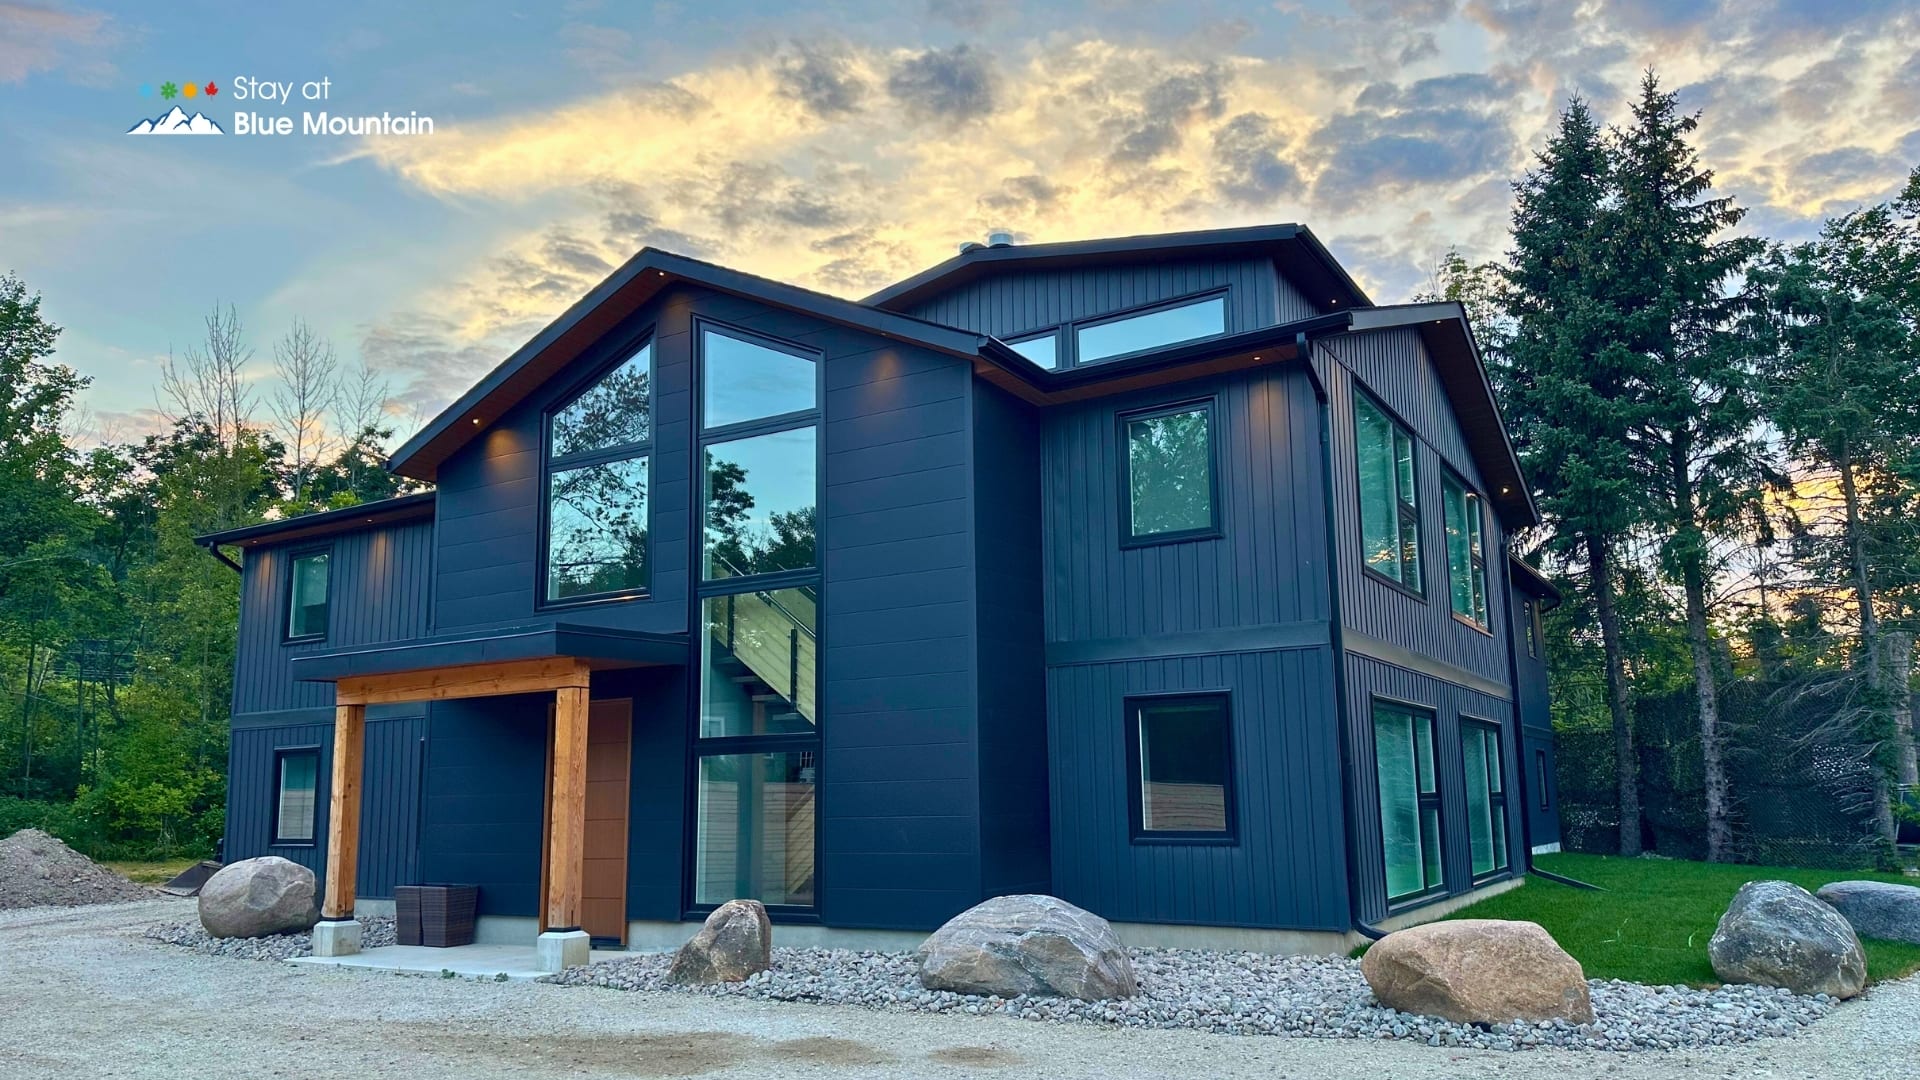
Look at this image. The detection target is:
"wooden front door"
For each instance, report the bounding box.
[543,698,631,945]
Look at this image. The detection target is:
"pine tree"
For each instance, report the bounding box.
[1497,98,1652,855]
[1608,71,1768,862]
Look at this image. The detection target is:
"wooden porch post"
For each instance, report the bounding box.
[322,702,366,920]
[546,684,589,932]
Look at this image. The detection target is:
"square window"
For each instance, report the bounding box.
[699,589,817,739]
[1128,695,1234,839]
[1122,402,1218,543]
[272,748,319,845]
[693,751,816,908]
[547,455,649,600]
[704,427,817,580]
[286,551,329,640]
[1374,702,1443,902]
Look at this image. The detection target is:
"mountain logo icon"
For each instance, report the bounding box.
[127,106,224,135]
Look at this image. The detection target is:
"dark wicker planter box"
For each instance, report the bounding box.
[394,885,479,948]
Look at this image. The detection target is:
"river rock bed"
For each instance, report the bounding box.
[144,916,396,961]
[549,946,1838,1052]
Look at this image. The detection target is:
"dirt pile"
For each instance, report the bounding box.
[0,829,152,909]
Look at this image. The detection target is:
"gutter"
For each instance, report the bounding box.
[198,540,242,574]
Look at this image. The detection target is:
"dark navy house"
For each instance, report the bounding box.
[200,225,1562,968]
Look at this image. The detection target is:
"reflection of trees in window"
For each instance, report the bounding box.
[1126,406,1214,539]
[548,457,648,599]
[703,436,817,580]
[546,343,651,601]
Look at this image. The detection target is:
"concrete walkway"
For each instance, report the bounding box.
[290,942,627,981]
[3,897,1913,1079]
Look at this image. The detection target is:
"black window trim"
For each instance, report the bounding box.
[1070,287,1232,369]
[270,744,322,847]
[1117,397,1224,549]
[1462,715,1511,883]
[538,325,657,610]
[282,545,332,644]
[1352,387,1426,602]
[684,314,826,918]
[1004,327,1064,369]
[1373,695,1447,909]
[1124,689,1238,845]
[1441,466,1493,635]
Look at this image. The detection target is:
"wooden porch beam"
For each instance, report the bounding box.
[321,702,365,921]
[545,684,589,932]
[334,657,591,707]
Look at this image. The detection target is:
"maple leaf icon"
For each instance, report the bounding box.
[159,81,178,100]
[204,81,219,97]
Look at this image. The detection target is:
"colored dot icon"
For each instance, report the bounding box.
[149,81,218,100]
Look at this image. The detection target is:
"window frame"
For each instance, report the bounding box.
[1441,468,1492,633]
[1352,390,1425,600]
[282,546,332,644]
[1073,289,1230,368]
[1123,690,1237,844]
[1535,747,1550,811]
[1462,717,1511,882]
[1116,398,1223,549]
[538,327,657,609]
[1372,697,1446,907]
[270,745,322,847]
[1523,598,1539,658]
[684,316,826,920]
[1005,328,1064,369]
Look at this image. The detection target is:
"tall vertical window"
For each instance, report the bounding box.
[1443,472,1489,627]
[1374,702,1442,902]
[286,551,330,640]
[1535,748,1550,811]
[1127,695,1234,839]
[694,323,820,912]
[545,341,652,601]
[1121,401,1218,543]
[1355,394,1421,592]
[1523,599,1539,657]
[272,747,319,845]
[1463,720,1510,879]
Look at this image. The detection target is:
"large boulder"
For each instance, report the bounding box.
[1709,880,1866,999]
[666,899,772,984]
[1361,919,1594,1025]
[917,894,1136,1001]
[1815,880,1920,945]
[197,856,319,939]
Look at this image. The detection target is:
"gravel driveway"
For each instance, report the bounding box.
[2,898,1910,1079]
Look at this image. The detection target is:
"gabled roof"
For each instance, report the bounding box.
[386,249,1000,482]
[861,224,1373,314]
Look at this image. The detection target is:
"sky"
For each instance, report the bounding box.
[1,0,1916,446]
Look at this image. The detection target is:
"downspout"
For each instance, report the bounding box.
[199,540,243,574]
[1303,329,1390,942]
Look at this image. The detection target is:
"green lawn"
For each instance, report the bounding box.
[102,858,199,885]
[1441,852,1920,988]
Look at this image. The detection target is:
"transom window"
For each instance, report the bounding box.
[694,322,821,914]
[1127,695,1234,839]
[1463,720,1509,879]
[1121,401,1218,544]
[1374,701,1443,902]
[545,341,652,602]
[1443,471,1489,628]
[1006,331,1061,369]
[272,747,320,845]
[1355,393,1421,593]
[286,550,329,641]
[1077,295,1226,365]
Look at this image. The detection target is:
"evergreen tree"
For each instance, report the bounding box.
[1608,71,1769,861]
[1497,98,1652,855]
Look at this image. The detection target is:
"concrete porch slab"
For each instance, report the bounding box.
[288,943,625,982]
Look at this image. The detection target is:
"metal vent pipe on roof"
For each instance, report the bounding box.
[987,231,1014,247]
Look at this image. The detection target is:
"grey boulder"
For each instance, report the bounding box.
[918,894,1136,1001]
[667,899,772,984]
[1709,880,1866,999]
[1361,919,1594,1025]
[197,856,319,939]
[1815,880,1920,945]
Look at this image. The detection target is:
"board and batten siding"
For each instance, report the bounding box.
[899,256,1316,342]
[1039,362,1348,929]
[1510,581,1560,849]
[226,711,426,900]
[1317,331,1513,687]
[231,520,434,717]
[1341,653,1523,924]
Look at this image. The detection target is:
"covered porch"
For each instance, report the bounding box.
[291,623,687,973]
